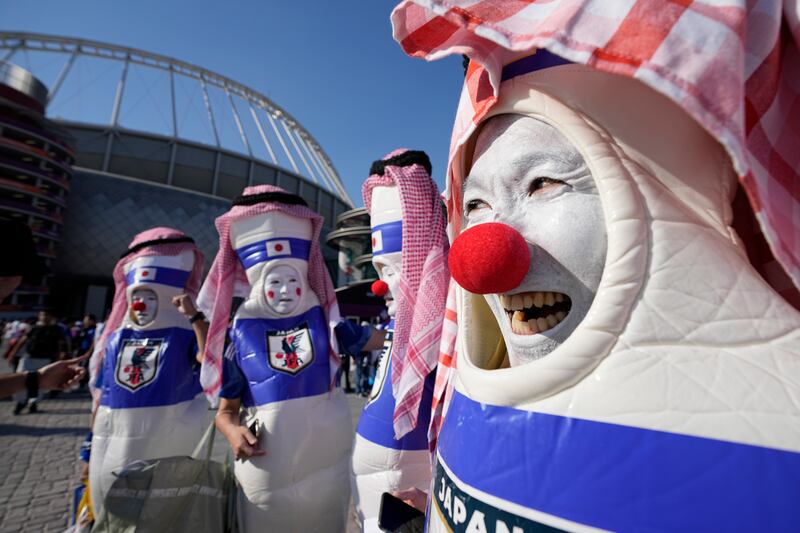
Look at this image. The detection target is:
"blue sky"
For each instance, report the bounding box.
[0,0,463,206]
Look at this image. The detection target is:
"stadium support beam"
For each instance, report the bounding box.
[103,56,129,172]
[295,131,335,193]
[250,104,277,165]
[265,110,299,175]
[169,66,178,138]
[201,77,220,148]
[282,120,317,184]
[47,49,77,104]
[226,86,252,157]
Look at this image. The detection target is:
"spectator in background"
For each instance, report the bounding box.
[0,219,48,378]
[75,314,97,357]
[7,309,70,414]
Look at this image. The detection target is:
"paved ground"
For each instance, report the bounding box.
[0,389,368,533]
[0,391,91,532]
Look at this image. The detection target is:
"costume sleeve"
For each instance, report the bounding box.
[334,320,372,357]
[219,346,246,400]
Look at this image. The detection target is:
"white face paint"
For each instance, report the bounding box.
[263,264,303,315]
[130,288,159,327]
[373,252,401,317]
[463,115,607,365]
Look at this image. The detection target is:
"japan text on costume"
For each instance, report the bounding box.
[198,185,351,533]
[392,2,800,532]
[89,228,208,517]
[353,150,449,531]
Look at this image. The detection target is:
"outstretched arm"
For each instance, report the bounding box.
[0,354,87,398]
[172,294,208,362]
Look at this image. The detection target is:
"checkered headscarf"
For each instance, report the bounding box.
[198,185,340,406]
[89,227,204,395]
[363,149,450,439]
[391,0,800,307]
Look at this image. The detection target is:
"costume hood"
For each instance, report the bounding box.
[363,149,450,438]
[198,185,340,405]
[89,227,204,393]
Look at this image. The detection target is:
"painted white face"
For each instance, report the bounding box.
[130,288,158,327]
[463,115,607,365]
[373,252,401,317]
[263,264,303,315]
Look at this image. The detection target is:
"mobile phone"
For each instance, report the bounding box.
[247,420,260,442]
[378,492,425,533]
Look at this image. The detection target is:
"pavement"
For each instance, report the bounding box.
[0,389,369,533]
[0,391,91,532]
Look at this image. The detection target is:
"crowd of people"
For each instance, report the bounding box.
[1,312,98,413]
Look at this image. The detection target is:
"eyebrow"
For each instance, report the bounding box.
[462,150,584,196]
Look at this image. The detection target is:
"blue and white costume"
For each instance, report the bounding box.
[352,181,438,531]
[90,249,209,516]
[428,56,800,532]
[222,210,352,533]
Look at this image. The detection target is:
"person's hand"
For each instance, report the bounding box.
[225,425,266,460]
[38,354,88,390]
[79,462,89,483]
[172,294,198,318]
[392,488,428,512]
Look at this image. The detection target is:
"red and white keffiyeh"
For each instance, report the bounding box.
[198,185,340,406]
[363,149,450,439]
[391,0,800,307]
[428,278,458,449]
[89,227,204,395]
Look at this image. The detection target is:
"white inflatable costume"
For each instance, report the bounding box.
[199,185,351,533]
[390,2,800,531]
[352,150,449,531]
[89,227,209,517]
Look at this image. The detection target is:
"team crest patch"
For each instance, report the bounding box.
[368,330,393,403]
[266,323,314,375]
[115,338,163,392]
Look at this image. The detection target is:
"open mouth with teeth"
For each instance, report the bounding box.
[500,291,572,335]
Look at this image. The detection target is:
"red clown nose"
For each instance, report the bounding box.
[449,222,531,295]
[371,280,389,297]
[131,301,146,311]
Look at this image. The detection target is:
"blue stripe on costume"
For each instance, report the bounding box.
[356,321,434,450]
[100,327,201,409]
[235,237,310,269]
[436,390,800,532]
[501,49,572,82]
[371,221,403,256]
[125,266,190,289]
[229,306,331,407]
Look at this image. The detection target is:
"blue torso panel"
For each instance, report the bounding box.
[431,390,800,532]
[356,320,435,450]
[100,327,201,409]
[229,305,331,408]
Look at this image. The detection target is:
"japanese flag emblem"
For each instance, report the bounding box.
[266,324,314,375]
[136,267,157,282]
[267,239,292,258]
[115,338,163,391]
[371,230,383,254]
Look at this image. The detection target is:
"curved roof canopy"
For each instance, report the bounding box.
[0,31,353,206]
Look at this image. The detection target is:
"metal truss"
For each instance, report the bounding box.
[0,31,353,205]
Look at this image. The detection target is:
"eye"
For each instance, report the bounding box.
[529,177,566,195]
[465,198,490,215]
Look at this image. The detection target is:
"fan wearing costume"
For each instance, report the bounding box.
[199,185,352,533]
[352,150,449,531]
[89,228,208,517]
[391,2,800,531]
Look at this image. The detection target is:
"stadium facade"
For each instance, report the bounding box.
[0,33,354,319]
